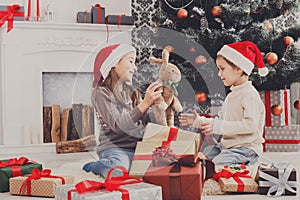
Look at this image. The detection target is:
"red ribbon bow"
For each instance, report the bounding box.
[68,166,142,200]
[213,167,251,192]
[0,4,22,32]
[0,157,30,177]
[19,168,66,195]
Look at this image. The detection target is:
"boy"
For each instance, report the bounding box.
[179,41,268,166]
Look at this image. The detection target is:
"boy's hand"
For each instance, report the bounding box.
[178,111,197,126]
[200,122,213,136]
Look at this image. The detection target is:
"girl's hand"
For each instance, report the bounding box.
[178,111,198,126]
[200,122,213,136]
[138,82,162,113]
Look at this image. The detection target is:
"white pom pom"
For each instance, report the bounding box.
[258,67,269,77]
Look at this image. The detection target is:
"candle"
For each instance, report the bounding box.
[27,0,31,20]
[36,0,40,21]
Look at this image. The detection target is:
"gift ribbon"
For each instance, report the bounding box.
[264,91,272,126]
[283,89,289,125]
[94,4,103,24]
[161,127,178,147]
[68,166,141,200]
[0,4,23,32]
[19,168,66,195]
[213,168,252,192]
[0,157,30,177]
[259,163,297,197]
[27,0,31,19]
[264,139,300,144]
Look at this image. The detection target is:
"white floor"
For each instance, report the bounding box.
[0,149,299,200]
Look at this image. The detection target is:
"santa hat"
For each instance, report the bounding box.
[217,41,269,76]
[92,44,136,88]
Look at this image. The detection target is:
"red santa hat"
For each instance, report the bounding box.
[92,43,136,88]
[217,41,269,76]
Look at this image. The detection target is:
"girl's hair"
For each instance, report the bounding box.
[100,67,140,109]
[216,55,248,76]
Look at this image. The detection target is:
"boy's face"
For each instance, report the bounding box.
[216,56,245,87]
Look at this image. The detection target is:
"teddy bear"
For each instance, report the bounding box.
[149,49,183,127]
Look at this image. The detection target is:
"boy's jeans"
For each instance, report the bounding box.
[203,144,258,166]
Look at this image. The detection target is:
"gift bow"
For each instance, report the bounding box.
[259,163,297,197]
[68,166,142,200]
[213,168,252,192]
[163,80,179,97]
[19,168,66,195]
[0,157,29,168]
[0,4,21,32]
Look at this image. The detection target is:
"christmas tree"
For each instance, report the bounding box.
[154,0,300,91]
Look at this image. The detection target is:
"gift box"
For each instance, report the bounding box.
[143,155,204,200]
[129,140,198,178]
[0,5,24,21]
[92,4,105,24]
[259,89,291,126]
[105,15,134,25]
[213,165,258,193]
[258,163,297,197]
[55,166,162,200]
[290,82,300,124]
[264,125,300,152]
[0,157,42,193]
[10,168,74,197]
[142,123,200,145]
[76,12,92,23]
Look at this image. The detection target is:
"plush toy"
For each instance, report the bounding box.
[149,49,183,127]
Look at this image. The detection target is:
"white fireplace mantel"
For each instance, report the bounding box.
[0,21,133,146]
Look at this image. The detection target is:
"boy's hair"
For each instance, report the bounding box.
[217,55,248,76]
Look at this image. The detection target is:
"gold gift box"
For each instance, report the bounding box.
[9,175,74,197]
[219,176,258,193]
[130,140,198,178]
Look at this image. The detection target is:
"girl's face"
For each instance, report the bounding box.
[216,56,244,87]
[114,51,137,83]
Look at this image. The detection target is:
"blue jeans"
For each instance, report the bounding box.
[82,147,134,178]
[202,144,258,166]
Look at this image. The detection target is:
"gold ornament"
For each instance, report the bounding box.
[294,100,300,110]
[211,6,222,17]
[271,104,283,116]
[283,36,294,46]
[195,92,207,103]
[265,52,278,65]
[177,9,188,19]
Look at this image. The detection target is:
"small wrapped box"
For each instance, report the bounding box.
[143,155,205,200]
[92,4,105,24]
[129,140,198,178]
[9,169,74,197]
[259,89,291,126]
[55,166,162,200]
[0,157,42,193]
[264,125,300,152]
[258,163,297,196]
[214,165,258,193]
[105,15,134,25]
[0,5,24,21]
[77,12,92,23]
[142,123,200,145]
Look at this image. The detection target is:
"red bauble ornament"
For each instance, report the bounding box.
[211,6,222,17]
[195,55,207,65]
[271,104,283,116]
[177,9,188,19]
[195,92,207,103]
[294,99,300,110]
[189,47,196,53]
[164,45,174,54]
[265,52,278,65]
[283,36,294,46]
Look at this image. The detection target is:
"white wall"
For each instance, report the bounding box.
[0,0,131,23]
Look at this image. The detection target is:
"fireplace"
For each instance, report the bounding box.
[0,22,133,145]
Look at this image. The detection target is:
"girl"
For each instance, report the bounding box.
[83,44,162,177]
[179,41,268,166]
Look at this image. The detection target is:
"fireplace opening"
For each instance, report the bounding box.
[42,72,95,147]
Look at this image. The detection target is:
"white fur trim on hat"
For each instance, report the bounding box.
[100,44,136,79]
[217,45,254,75]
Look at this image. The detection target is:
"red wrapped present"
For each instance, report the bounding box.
[0,157,42,192]
[0,4,24,32]
[143,155,214,200]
